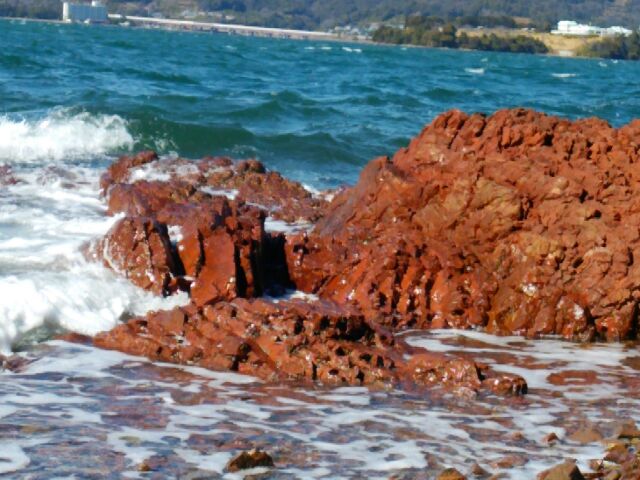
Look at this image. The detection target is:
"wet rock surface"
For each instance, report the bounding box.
[226,449,275,472]
[289,109,640,341]
[91,216,180,296]
[3,331,640,479]
[437,467,468,479]
[95,298,523,395]
[88,108,640,394]
[537,460,585,480]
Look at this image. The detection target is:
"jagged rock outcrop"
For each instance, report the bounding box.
[94,216,180,295]
[288,109,640,341]
[95,297,525,395]
[88,108,640,392]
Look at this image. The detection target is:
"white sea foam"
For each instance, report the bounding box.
[302,182,335,201]
[0,110,134,163]
[465,67,485,75]
[3,333,636,478]
[265,289,320,303]
[0,442,30,474]
[552,73,577,79]
[128,160,200,183]
[0,154,188,354]
[168,225,184,244]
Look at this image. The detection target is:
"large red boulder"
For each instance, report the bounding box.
[96,153,327,303]
[287,109,640,341]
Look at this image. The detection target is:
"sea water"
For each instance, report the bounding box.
[1,18,640,478]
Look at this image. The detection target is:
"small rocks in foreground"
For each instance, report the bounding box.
[225,449,274,472]
[537,421,640,479]
[537,460,585,480]
[470,463,491,477]
[437,467,467,479]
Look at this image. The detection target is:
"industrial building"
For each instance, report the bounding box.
[552,20,633,37]
[62,1,108,23]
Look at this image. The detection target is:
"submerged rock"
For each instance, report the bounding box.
[226,449,274,472]
[0,164,19,186]
[436,467,467,480]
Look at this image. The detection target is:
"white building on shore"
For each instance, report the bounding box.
[552,20,633,37]
[62,1,108,23]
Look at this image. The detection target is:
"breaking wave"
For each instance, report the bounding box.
[0,110,134,163]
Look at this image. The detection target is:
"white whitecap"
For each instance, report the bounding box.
[0,161,189,354]
[0,109,134,163]
[0,442,30,474]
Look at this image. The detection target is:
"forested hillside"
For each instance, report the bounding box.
[3,0,640,30]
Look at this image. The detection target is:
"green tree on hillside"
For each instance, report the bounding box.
[579,32,640,60]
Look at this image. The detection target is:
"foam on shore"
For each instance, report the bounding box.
[1,333,638,478]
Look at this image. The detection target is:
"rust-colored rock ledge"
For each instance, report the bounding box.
[86,108,640,393]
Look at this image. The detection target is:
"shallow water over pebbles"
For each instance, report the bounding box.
[1,331,638,478]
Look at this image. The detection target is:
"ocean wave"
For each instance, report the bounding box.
[129,115,256,157]
[0,110,134,163]
[552,73,577,79]
[465,67,485,75]
[0,268,190,354]
[120,67,201,85]
[0,164,189,353]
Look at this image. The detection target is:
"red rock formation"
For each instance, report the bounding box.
[93,216,180,295]
[89,108,640,392]
[101,152,326,224]
[288,109,640,342]
[94,152,322,302]
[95,298,525,395]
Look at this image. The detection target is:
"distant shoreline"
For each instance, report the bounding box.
[0,15,609,60]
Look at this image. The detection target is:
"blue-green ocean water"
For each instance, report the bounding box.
[2,19,640,479]
[2,19,640,186]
